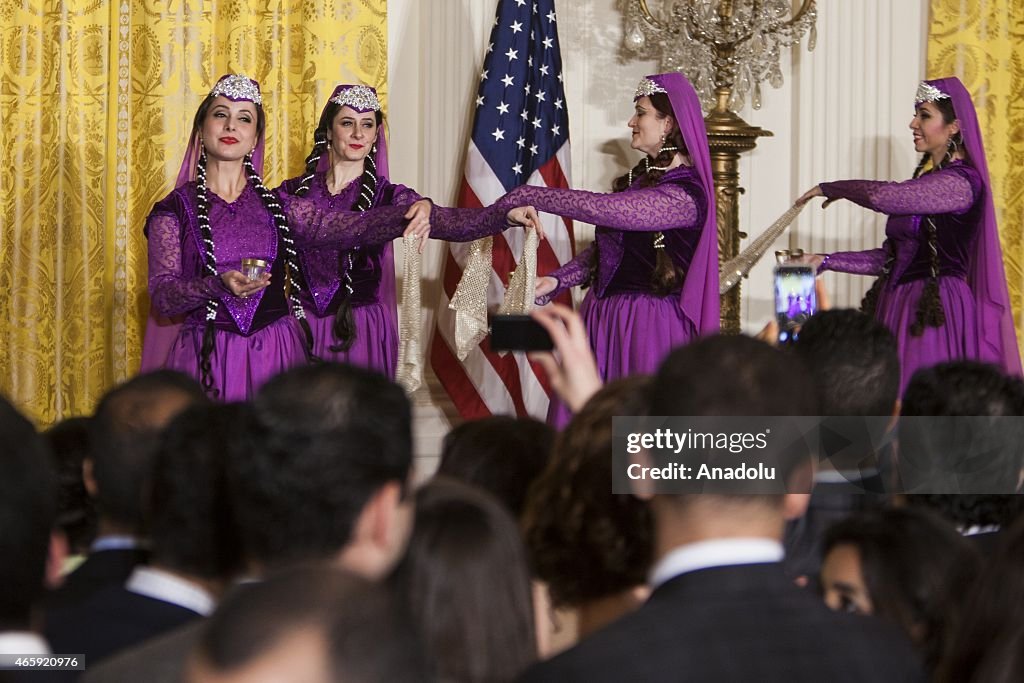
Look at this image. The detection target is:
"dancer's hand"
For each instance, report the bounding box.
[403,200,432,253]
[507,206,546,241]
[535,276,558,299]
[796,185,837,209]
[528,304,602,413]
[222,270,270,298]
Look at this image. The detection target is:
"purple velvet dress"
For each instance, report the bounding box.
[277,172,423,376]
[819,161,986,392]
[508,165,708,379]
[146,182,464,400]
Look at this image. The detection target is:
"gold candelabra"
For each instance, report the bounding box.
[624,0,817,332]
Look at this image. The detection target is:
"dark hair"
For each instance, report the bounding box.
[523,377,654,607]
[146,403,245,580]
[391,478,536,683]
[89,370,207,530]
[230,363,412,569]
[609,91,688,295]
[195,566,427,683]
[437,416,554,519]
[864,96,964,333]
[791,309,900,417]
[295,102,386,352]
[0,396,56,629]
[899,362,1024,494]
[43,416,97,554]
[191,94,314,395]
[822,507,979,672]
[906,494,1024,530]
[936,516,1024,683]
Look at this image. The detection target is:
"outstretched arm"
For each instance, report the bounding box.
[818,247,889,276]
[535,246,594,305]
[501,182,702,231]
[818,168,976,216]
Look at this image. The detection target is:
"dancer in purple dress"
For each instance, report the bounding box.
[797,78,1021,391]
[502,73,719,396]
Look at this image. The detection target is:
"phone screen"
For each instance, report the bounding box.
[774,266,816,343]
[489,314,554,352]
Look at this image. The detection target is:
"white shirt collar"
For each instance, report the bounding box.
[648,538,784,589]
[0,632,50,655]
[125,566,216,616]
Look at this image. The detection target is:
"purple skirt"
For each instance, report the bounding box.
[875,276,979,394]
[164,316,308,401]
[307,302,398,378]
[548,291,696,428]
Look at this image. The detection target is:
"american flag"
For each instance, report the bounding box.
[430,0,575,420]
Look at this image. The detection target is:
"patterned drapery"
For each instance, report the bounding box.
[928,0,1024,351]
[0,0,387,425]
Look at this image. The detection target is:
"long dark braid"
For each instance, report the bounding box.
[331,146,378,351]
[195,149,219,397]
[242,153,316,355]
[294,130,328,197]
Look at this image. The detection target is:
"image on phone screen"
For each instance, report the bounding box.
[774,265,816,344]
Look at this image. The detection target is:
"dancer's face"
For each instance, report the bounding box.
[328,105,379,164]
[201,96,259,162]
[628,96,674,158]
[910,101,959,161]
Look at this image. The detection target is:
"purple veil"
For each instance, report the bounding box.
[644,72,720,335]
[313,84,397,343]
[928,77,1021,375]
[140,74,266,372]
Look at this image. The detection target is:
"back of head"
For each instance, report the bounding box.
[190,566,427,683]
[791,309,900,417]
[43,416,97,554]
[0,396,56,629]
[148,403,247,580]
[232,363,412,569]
[822,506,978,670]
[89,370,207,530]
[899,362,1024,493]
[392,478,536,683]
[524,376,654,608]
[437,416,554,519]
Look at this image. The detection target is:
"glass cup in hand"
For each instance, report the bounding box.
[241,258,267,281]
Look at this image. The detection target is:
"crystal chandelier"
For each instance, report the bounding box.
[623,0,817,112]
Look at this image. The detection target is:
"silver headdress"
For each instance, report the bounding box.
[209,74,262,105]
[915,81,950,105]
[330,85,381,113]
[634,77,668,100]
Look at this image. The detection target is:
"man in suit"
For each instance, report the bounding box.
[521,335,923,682]
[44,371,207,614]
[83,363,415,683]
[47,403,242,666]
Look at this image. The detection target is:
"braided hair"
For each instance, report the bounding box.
[190,95,313,395]
[609,91,687,296]
[296,101,384,351]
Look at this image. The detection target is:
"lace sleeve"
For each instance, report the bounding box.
[535,245,593,305]
[147,212,229,316]
[282,193,412,249]
[819,248,888,276]
[502,182,701,231]
[387,182,425,207]
[428,204,511,242]
[819,168,976,216]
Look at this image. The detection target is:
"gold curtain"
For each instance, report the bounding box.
[927,0,1024,348]
[0,0,387,426]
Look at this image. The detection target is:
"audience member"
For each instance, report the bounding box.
[43,417,96,559]
[437,416,554,520]
[523,377,654,644]
[784,309,899,582]
[186,567,427,683]
[819,506,979,672]
[391,478,535,683]
[48,403,244,666]
[45,371,207,614]
[0,396,59,661]
[521,334,924,682]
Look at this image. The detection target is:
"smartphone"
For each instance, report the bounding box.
[774,265,816,344]
[489,314,554,352]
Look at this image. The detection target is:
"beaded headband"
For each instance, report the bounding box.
[209,74,262,105]
[634,77,668,100]
[330,85,381,113]
[915,81,950,106]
